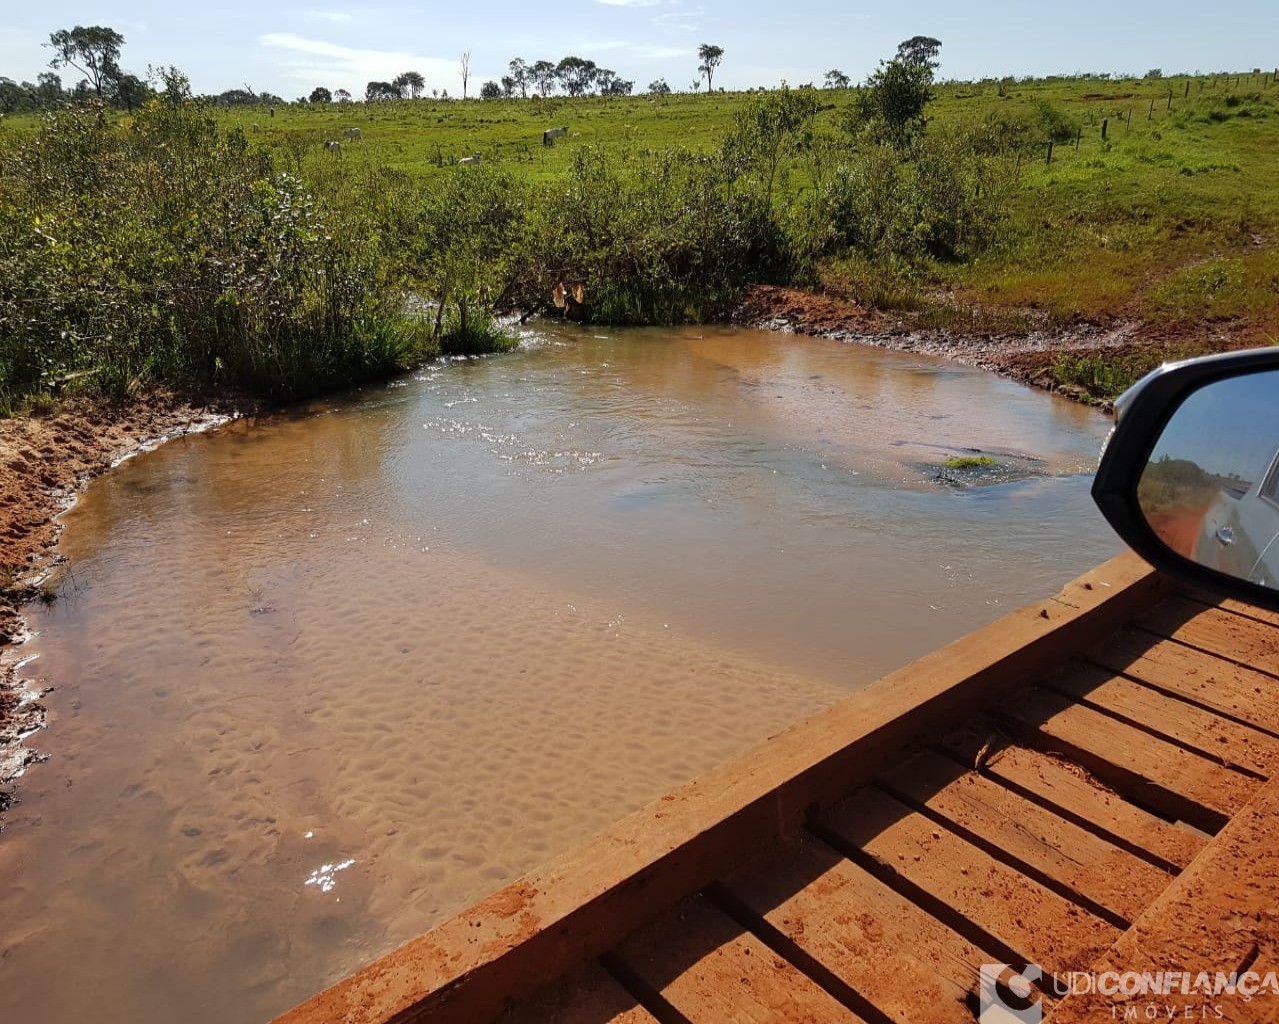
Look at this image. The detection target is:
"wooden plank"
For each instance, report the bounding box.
[878,748,1172,924]
[996,687,1259,830]
[1089,627,1279,736]
[817,786,1119,973]
[1184,590,1279,630]
[1045,777,1279,1024]
[610,895,863,1024]
[941,722,1207,871]
[1050,663,1279,777]
[500,963,660,1024]
[1138,597,1279,677]
[717,831,987,1024]
[270,552,1164,1024]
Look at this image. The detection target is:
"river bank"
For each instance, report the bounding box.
[733,285,1266,407]
[0,393,245,807]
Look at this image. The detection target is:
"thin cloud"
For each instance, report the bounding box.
[257,33,458,91]
[307,10,352,23]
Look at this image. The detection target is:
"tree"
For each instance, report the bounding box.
[366,81,397,101]
[723,83,820,204]
[115,73,150,111]
[896,35,942,72]
[395,70,425,98]
[460,51,471,99]
[47,25,124,99]
[334,89,351,103]
[309,86,332,103]
[556,56,597,97]
[531,60,557,96]
[855,57,934,145]
[697,44,724,92]
[648,78,671,96]
[500,76,516,97]
[597,71,633,97]
[824,69,850,89]
[35,72,64,107]
[508,58,530,98]
[480,80,501,100]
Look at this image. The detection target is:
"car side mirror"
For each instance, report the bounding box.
[1092,347,1279,612]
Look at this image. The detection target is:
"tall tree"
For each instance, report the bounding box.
[398,70,425,98]
[824,69,850,89]
[556,56,597,97]
[647,78,671,96]
[531,60,556,97]
[895,35,942,72]
[47,25,125,99]
[697,43,724,92]
[508,58,529,98]
[480,80,501,100]
[309,86,332,103]
[460,51,471,100]
[334,88,352,102]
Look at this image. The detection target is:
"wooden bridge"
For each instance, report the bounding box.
[274,552,1279,1024]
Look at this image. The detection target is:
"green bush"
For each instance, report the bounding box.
[0,87,432,409]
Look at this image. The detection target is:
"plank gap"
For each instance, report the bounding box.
[599,953,697,1024]
[803,819,1033,972]
[704,881,903,1024]
[871,775,1133,931]
[1040,671,1271,782]
[928,744,1186,876]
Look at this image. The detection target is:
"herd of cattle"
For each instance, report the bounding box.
[252,120,571,163]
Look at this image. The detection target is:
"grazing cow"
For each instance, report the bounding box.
[323,139,342,154]
[343,127,362,140]
[458,153,481,165]
[251,123,261,133]
[542,126,568,146]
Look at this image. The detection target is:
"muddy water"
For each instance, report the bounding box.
[1,326,1121,1023]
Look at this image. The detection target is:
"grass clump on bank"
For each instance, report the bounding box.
[944,455,997,469]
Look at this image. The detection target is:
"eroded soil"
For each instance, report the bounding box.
[733,285,1268,406]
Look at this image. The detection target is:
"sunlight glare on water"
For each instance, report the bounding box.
[0,325,1121,1023]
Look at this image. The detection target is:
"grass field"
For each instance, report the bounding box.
[179,71,1279,336]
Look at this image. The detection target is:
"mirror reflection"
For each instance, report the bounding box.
[1138,368,1279,589]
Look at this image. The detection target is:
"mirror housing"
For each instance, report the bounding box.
[1092,347,1279,612]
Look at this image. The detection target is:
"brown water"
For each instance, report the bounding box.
[0,326,1121,1023]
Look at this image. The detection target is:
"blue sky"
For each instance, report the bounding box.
[2,1,1276,99]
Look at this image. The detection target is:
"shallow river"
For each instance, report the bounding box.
[1,326,1121,1022]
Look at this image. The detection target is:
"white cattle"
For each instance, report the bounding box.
[458,153,481,165]
[343,127,362,140]
[542,126,568,146]
[323,139,342,154]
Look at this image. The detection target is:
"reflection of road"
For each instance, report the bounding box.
[1147,507,1209,561]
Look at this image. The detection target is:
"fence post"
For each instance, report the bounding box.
[1148,97,1155,119]
[1184,80,1190,98]
[1075,129,1081,150]
[1101,117,1108,140]
[1166,90,1173,111]
[1126,107,1133,129]
[1046,139,1053,165]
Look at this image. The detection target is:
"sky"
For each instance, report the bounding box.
[2,1,1277,99]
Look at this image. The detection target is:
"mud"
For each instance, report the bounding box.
[0,392,243,807]
[733,284,1265,408]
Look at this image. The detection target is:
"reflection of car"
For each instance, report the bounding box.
[1197,445,1279,587]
